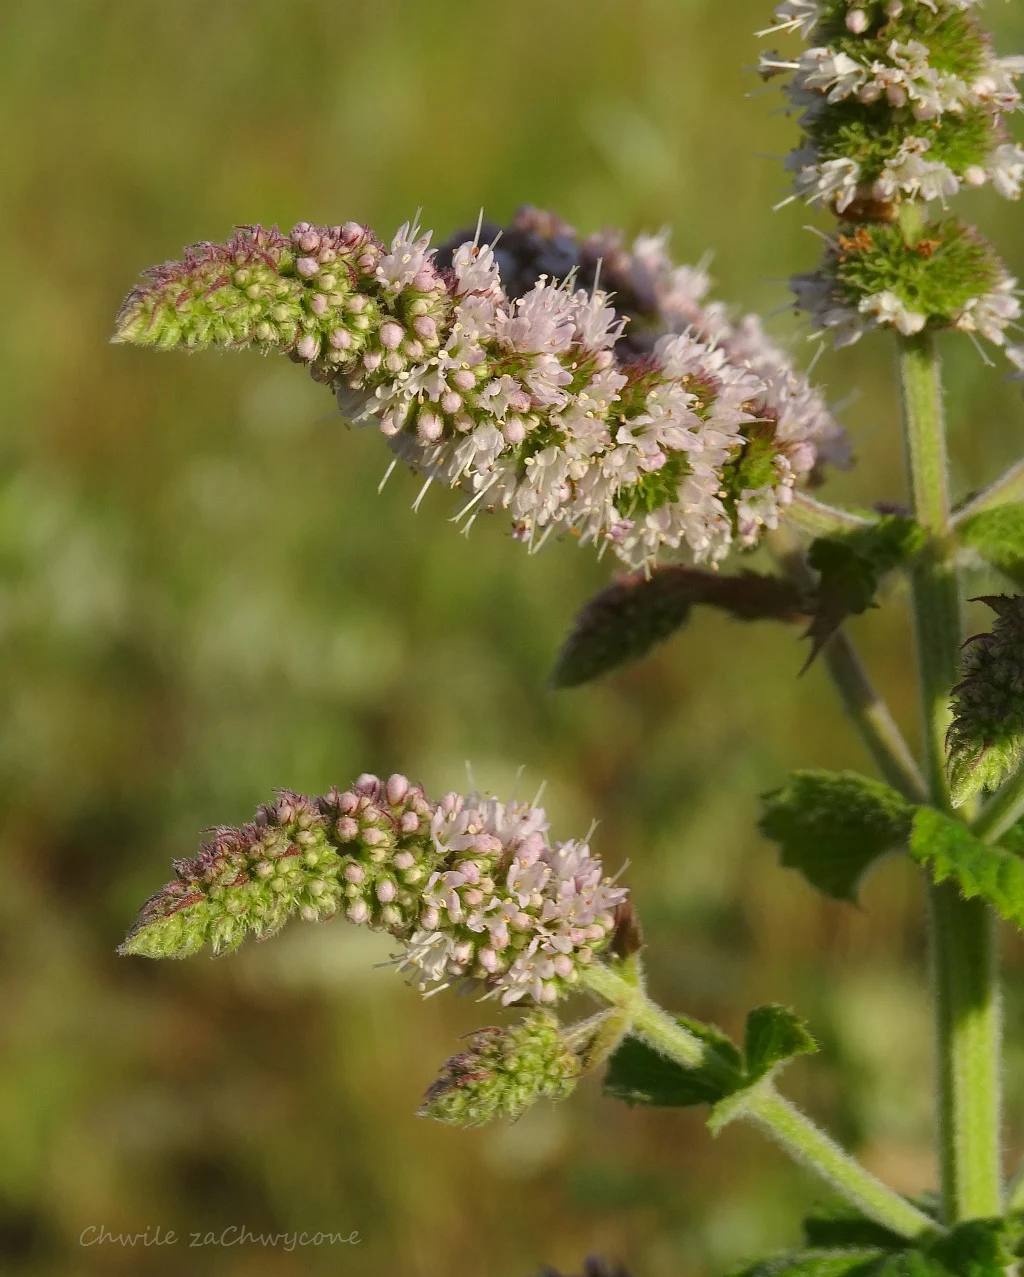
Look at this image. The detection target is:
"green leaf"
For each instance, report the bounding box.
[743,1005,819,1085]
[958,501,1024,587]
[804,517,927,667]
[909,807,1024,930]
[759,771,915,902]
[802,1204,915,1251]
[603,1005,815,1122]
[602,1015,741,1109]
[734,1219,1011,1277]
[550,566,806,688]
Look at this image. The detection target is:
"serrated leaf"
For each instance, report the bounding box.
[759,771,915,902]
[959,501,1024,587]
[927,1217,1016,1277]
[910,807,1024,930]
[804,517,927,667]
[550,566,806,688]
[602,1015,741,1108]
[744,1004,818,1085]
[803,1204,914,1251]
[604,1005,814,1125]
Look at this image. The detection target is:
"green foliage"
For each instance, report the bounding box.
[550,567,806,687]
[804,517,927,665]
[603,1005,816,1116]
[811,102,994,186]
[759,771,914,902]
[418,1012,579,1128]
[946,595,1024,806]
[733,1215,1016,1277]
[958,502,1024,587]
[744,1005,819,1087]
[830,220,1004,334]
[909,808,1024,930]
[802,1203,920,1251]
[814,3,987,81]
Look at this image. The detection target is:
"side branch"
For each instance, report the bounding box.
[787,492,877,539]
[953,458,1024,526]
[770,528,928,803]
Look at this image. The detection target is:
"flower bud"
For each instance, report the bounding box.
[417,1013,579,1127]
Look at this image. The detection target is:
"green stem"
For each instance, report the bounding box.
[787,492,876,538]
[953,457,1024,525]
[899,331,1002,1222]
[771,528,927,803]
[581,963,936,1240]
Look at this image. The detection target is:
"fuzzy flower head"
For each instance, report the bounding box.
[760,0,1024,216]
[115,212,847,570]
[793,216,1021,353]
[417,1012,580,1127]
[947,595,1024,807]
[120,775,629,1008]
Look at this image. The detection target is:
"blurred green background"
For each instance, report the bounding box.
[3,1,1024,1273]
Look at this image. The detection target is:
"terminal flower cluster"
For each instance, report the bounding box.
[760,0,1024,214]
[120,774,629,1007]
[115,216,846,567]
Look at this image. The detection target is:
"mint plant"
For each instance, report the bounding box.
[112,1,1024,1272]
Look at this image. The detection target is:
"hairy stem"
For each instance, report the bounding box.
[899,331,1002,1222]
[771,528,927,802]
[582,963,936,1240]
[787,491,876,538]
[953,457,1024,525]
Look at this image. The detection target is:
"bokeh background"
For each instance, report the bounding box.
[4,1,1024,1273]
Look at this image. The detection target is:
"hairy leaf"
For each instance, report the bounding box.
[803,1204,917,1251]
[958,501,1024,587]
[602,1015,741,1109]
[603,1005,814,1120]
[910,808,1024,930]
[744,1005,819,1085]
[804,517,927,667]
[550,566,806,688]
[759,771,914,902]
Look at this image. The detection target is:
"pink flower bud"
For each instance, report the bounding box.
[362,828,387,847]
[417,412,444,443]
[336,816,359,842]
[399,811,420,833]
[337,790,359,814]
[363,351,382,373]
[413,315,437,341]
[310,294,328,316]
[452,368,476,392]
[344,863,366,884]
[386,773,410,804]
[379,321,404,350]
[295,334,319,361]
[376,879,397,904]
[347,899,370,925]
[329,327,351,349]
[503,417,526,444]
[478,947,500,973]
[393,850,415,870]
[296,257,320,278]
[440,390,462,414]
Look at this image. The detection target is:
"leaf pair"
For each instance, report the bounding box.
[760,769,1024,930]
[603,1004,816,1133]
[734,1209,1018,1277]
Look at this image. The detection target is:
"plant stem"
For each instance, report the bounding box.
[787,492,876,538]
[771,528,927,803]
[898,330,1002,1222]
[953,457,1024,525]
[581,963,936,1240]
